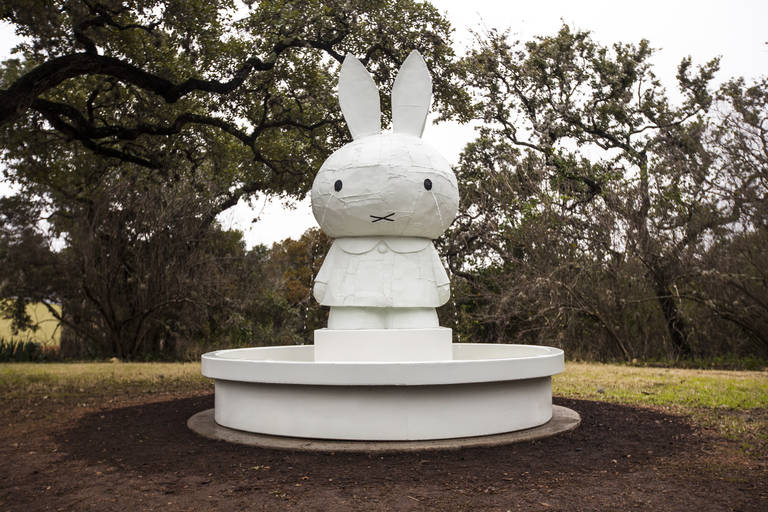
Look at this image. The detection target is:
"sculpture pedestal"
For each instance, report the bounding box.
[199,344,566,441]
[314,327,452,362]
[189,405,581,452]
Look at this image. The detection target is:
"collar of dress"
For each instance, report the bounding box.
[335,236,432,254]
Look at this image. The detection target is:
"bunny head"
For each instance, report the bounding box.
[311,51,459,239]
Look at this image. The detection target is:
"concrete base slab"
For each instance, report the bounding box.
[187,405,580,453]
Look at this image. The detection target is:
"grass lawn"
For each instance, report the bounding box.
[555,362,768,455]
[0,361,208,399]
[1,360,766,455]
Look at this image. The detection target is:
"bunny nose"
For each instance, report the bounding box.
[370,212,395,223]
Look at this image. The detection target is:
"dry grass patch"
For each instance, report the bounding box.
[0,361,210,399]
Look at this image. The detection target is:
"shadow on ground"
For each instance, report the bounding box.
[55,395,698,482]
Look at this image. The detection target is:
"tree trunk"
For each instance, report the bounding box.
[58,300,90,359]
[633,155,693,359]
[652,277,693,358]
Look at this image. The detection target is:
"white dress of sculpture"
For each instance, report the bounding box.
[311,51,459,332]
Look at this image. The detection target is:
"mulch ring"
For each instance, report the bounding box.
[1,393,765,511]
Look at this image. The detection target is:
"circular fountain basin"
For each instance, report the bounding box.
[201,343,564,441]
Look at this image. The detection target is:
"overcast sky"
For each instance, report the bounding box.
[2,1,766,248]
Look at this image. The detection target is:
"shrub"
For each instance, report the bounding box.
[0,337,59,362]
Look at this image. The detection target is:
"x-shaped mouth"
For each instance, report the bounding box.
[370,212,395,223]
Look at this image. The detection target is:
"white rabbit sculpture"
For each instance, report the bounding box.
[311,51,459,330]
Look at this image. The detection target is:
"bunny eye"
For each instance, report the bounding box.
[334,179,343,192]
[423,178,432,191]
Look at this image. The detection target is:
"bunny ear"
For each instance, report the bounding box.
[338,54,381,139]
[391,50,432,137]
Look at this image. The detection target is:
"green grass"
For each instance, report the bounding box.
[554,362,768,456]
[553,362,768,410]
[1,360,766,454]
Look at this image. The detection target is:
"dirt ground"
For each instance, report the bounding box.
[0,391,765,511]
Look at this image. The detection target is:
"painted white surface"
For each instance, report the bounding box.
[311,51,458,323]
[201,343,564,386]
[206,343,562,439]
[314,327,452,362]
[213,377,553,441]
[314,238,450,308]
[391,51,433,137]
[311,134,458,239]
[327,305,440,329]
[338,54,382,139]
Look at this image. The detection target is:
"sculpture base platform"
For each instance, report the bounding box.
[188,405,580,452]
[314,327,452,361]
[201,343,566,441]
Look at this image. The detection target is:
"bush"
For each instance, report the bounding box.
[0,337,59,362]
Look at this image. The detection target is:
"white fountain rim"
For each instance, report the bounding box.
[201,343,565,386]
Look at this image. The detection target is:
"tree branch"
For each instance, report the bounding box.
[0,36,310,126]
